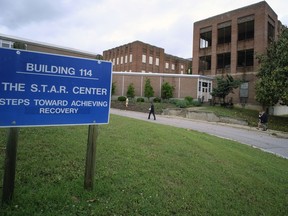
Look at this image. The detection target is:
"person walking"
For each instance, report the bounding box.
[148,102,156,120]
[257,110,268,131]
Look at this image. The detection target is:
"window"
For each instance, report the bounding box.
[142,54,146,63]
[217,53,231,69]
[129,54,133,62]
[200,31,212,48]
[237,49,254,67]
[149,56,153,64]
[218,26,231,44]
[199,56,211,71]
[171,64,175,70]
[165,62,169,69]
[0,40,13,48]
[240,82,249,98]
[268,21,275,44]
[120,56,123,64]
[155,57,159,66]
[238,20,254,41]
[125,55,128,63]
[116,57,119,65]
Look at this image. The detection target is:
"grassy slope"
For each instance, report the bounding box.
[0,115,287,215]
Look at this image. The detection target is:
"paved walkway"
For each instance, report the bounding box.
[110,108,288,159]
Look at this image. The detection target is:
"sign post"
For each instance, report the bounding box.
[2,128,19,204]
[0,48,112,201]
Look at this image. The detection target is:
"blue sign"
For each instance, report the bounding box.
[0,48,112,127]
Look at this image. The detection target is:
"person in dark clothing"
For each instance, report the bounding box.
[257,111,268,131]
[148,102,156,120]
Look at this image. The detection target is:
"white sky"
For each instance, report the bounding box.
[0,0,287,58]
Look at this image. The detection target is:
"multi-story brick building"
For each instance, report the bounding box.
[103,40,191,74]
[192,1,280,107]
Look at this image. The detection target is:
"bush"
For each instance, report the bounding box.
[137,97,145,102]
[191,100,202,107]
[118,96,126,101]
[153,97,161,103]
[185,96,193,104]
[169,98,179,105]
[176,100,189,108]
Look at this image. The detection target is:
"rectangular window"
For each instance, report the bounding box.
[0,40,13,48]
[165,62,169,69]
[237,49,254,67]
[217,53,231,69]
[240,82,249,98]
[116,57,119,65]
[171,64,175,70]
[238,20,254,41]
[129,54,133,62]
[142,54,146,63]
[199,56,211,71]
[125,55,128,63]
[218,26,231,44]
[120,56,123,64]
[149,56,153,64]
[268,21,275,44]
[200,31,212,48]
[155,57,159,66]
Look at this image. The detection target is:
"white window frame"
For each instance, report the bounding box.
[129,54,133,62]
[165,62,169,69]
[155,57,159,66]
[142,54,146,63]
[149,56,153,64]
[0,40,13,48]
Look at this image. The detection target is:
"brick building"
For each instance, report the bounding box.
[103,40,191,74]
[192,1,280,107]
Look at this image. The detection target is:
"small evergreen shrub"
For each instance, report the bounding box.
[176,100,189,108]
[153,97,161,103]
[185,96,193,104]
[118,96,126,101]
[137,97,145,102]
[191,100,202,106]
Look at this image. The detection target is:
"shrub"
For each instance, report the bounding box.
[185,96,193,104]
[191,100,202,107]
[153,97,161,103]
[176,100,189,108]
[118,96,126,101]
[137,97,145,102]
[161,82,174,100]
[126,83,135,98]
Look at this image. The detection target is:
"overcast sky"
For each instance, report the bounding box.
[0,0,287,58]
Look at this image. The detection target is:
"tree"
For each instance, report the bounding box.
[126,83,135,98]
[144,78,154,100]
[256,25,288,106]
[211,75,242,103]
[13,42,26,50]
[161,81,174,100]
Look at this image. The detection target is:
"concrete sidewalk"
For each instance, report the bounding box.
[110,108,288,159]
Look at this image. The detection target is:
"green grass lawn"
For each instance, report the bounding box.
[1,115,288,215]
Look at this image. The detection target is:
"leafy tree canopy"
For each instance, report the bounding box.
[211,75,242,103]
[256,25,288,106]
